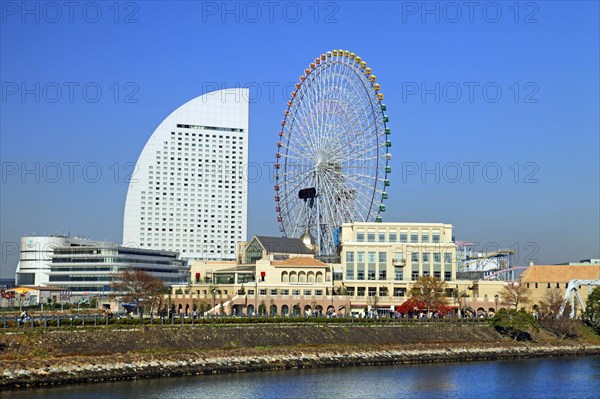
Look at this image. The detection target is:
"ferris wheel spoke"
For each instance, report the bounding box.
[276,50,391,256]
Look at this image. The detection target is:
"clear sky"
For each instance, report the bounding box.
[1,1,599,278]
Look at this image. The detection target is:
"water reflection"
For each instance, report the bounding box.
[18,356,600,399]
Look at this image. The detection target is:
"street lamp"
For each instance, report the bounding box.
[494,294,499,313]
[212,289,216,320]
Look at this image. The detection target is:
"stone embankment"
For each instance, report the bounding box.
[1,324,599,389]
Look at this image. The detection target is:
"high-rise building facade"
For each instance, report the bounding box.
[123,88,249,260]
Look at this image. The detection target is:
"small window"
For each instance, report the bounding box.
[357,230,365,242]
[367,230,375,242]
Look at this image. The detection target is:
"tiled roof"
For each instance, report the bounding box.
[520,265,600,283]
[255,236,314,255]
[271,257,327,267]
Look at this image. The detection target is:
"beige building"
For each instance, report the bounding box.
[168,222,599,318]
[339,222,457,300]
[170,222,469,316]
[520,263,600,313]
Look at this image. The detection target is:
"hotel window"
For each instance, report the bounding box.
[411,252,419,262]
[444,253,452,264]
[357,252,365,280]
[393,252,403,263]
[368,287,377,297]
[389,231,397,242]
[432,231,440,243]
[378,231,386,242]
[292,289,300,296]
[304,290,312,297]
[423,252,430,263]
[394,270,403,280]
[357,287,365,297]
[400,231,407,242]
[367,229,375,242]
[421,232,430,243]
[357,230,365,242]
[346,251,354,262]
[270,289,278,296]
[411,271,419,281]
[315,290,323,296]
[433,253,441,264]
[410,232,418,243]
[368,252,376,280]
[346,263,355,280]
[393,288,405,297]
[444,271,452,281]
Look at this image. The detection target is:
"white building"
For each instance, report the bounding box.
[15,235,81,286]
[123,88,249,260]
[14,235,188,293]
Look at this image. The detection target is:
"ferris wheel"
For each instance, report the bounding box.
[274,49,392,257]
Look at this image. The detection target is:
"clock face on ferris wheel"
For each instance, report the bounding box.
[274,49,392,256]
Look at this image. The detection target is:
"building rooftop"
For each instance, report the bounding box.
[255,236,314,255]
[520,265,600,283]
[271,257,327,267]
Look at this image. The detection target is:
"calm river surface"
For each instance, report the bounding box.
[18,356,600,399]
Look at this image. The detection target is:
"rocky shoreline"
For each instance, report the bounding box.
[2,324,599,389]
[3,342,599,389]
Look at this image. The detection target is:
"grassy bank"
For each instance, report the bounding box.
[1,323,599,389]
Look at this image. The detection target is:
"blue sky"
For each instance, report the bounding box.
[1,1,599,278]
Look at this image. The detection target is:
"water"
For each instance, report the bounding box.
[17,356,600,399]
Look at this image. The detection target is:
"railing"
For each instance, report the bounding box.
[1,312,493,331]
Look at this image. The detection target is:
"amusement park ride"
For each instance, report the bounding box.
[274,49,391,259]
[455,241,526,281]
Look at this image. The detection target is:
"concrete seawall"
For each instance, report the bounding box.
[2,324,599,389]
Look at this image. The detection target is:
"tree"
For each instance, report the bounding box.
[491,308,538,341]
[585,287,600,325]
[409,276,449,316]
[500,282,530,310]
[539,288,563,317]
[111,267,165,315]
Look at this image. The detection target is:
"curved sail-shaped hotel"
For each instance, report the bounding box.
[123,88,249,260]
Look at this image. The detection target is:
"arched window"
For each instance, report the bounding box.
[289,272,297,283]
[281,271,289,282]
[307,272,315,282]
[316,272,324,282]
[298,271,306,283]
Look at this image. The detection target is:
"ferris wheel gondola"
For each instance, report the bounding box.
[274,50,392,257]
